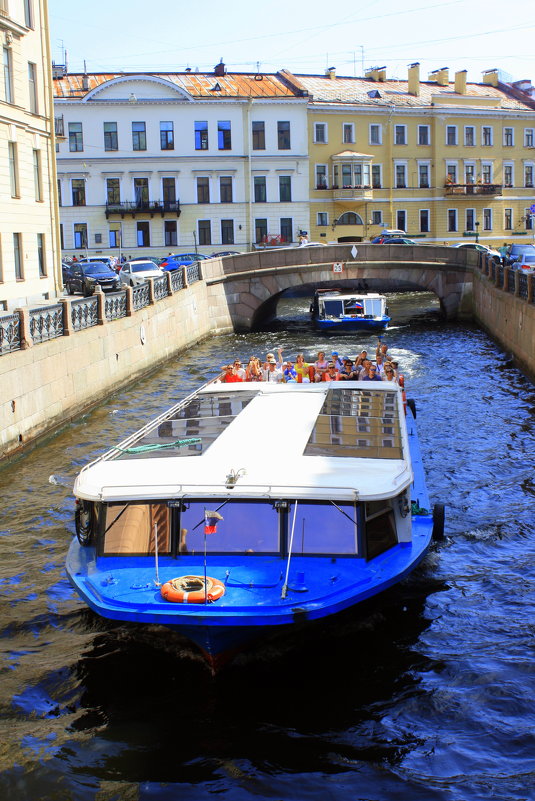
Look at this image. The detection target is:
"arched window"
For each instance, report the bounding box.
[337,212,363,225]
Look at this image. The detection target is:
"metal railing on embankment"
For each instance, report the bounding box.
[0,265,199,357]
[478,253,535,303]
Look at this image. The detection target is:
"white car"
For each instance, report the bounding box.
[452,243,501,262]
[118,259,164,286]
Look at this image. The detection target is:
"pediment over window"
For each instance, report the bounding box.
[83,75,193,103]
[331,150,373,161]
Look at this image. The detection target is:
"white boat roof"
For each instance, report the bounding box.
[317,292,385,300]
[75,382,412,503]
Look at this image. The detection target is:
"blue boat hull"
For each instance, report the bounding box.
[314,316,390,332]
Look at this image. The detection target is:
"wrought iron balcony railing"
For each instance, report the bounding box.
[444,183,503,196]
[105,200,181,218]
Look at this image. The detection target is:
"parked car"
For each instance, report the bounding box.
[371,229,407,243]
[504,244,535,266]
[65,263,121,296]
[62,261,74,285]
[160,253,210,271]
[452,243,501,262]
[298,241,327,247]
[118,260,164,286]
[210,251,241,258]
[78,256,117,271]
[512,252,535,272]
[379,237,417,245]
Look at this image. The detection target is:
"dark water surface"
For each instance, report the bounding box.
[1,293,534,801]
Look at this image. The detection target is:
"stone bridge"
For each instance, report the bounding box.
[202,243,477,331]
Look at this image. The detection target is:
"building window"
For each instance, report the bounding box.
[164,220,177,247]
[106,178,120,204]
[277,121,290,150]
[503,127,514,147]
[252,121,265,150]
[524,165,534,187]
[394,125,406,145]
[109,227,121,248]
[446,164,457,184]
[68,122,83,152]
[3,47,13,104]
[132,122,146,151]
[24,0,34,28]
[371,164,381,189]
[482,126,493,146]
[315,165,328,189]
[104,122,118,151]
[28,62,37,113]
[8,142,19,197]
[134,177,149,207]
[162,177,176,207]
[57,178,62,206]
[314,122,327,143]
[218,120,231,150]
[32,149,42,201]
[221,219,234,245]
[13,233,23,279]
[136,222,150,247]
[371,210,382,225]
[526,209,534,231]
[220,176,233,203]
[369,124,382,145]
[71,178,85,206]
[464,126,475,146]
[524,128,534,148]
[317,212,328,226]
[74,223,87,250]
[466,209,475,231]
[198,219,211,246]
[37,233,46,276]
[504,164,513,187]
[465,164,475,184]
[343,123,355,143]
[446,126,457,146]
[255,218,267,243]
[482,163,492,184]
[160,121,174,150]
[279,175,291,202]
[419,209,430,233]
[418,125,430,145]
[195,121,208,150]
[447,209,457,232]
[60,224,64,250]
[396,210,406,232]
[197,177,210,204]
[418,163,430,188]
[483,208,492,230]
[254,176,266,203]
[395,164,406,188]
[280,217,293,243]
[504,208,512,230]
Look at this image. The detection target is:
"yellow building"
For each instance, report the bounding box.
[0,0,61,310]
[286,65,535,246]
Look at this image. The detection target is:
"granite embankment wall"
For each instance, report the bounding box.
[0,278,234,461]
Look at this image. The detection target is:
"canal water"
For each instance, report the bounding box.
[1,293,534,801]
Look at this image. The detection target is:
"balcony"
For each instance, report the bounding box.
[105,200,181,218]
[316,185,374,201]
[444,183,503,196]
[54,116,65,140]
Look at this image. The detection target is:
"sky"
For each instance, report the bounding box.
[48,0,534,87]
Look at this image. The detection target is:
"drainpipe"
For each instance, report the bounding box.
[387,105,394,228]
[244,97,253,250]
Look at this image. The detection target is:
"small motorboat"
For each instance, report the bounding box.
[311,289,390,332]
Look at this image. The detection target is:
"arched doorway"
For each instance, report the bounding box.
[335,211,364,242]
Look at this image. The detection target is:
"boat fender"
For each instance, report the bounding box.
[75,498,93,546]
[161,575,226,604]
[432,503,446,541]
[407,398,416,419]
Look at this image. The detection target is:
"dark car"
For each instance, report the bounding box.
[61,261,74,285]
[160,253,209,271]
[65,262,121,296]
[505,244,535,266]
[210,251,241,258]
[381,237,417,245]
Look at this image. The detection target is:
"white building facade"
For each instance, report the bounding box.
[53,67,310,258]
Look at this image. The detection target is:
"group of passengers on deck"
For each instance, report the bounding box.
[219,341,400,385]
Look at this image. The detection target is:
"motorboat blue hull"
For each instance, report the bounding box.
[314,316,390,332]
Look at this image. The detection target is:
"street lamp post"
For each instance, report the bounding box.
[475,221,480,243]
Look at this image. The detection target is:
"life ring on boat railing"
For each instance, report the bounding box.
[398,374,407,414]
[75,498,93,546]
[160,575,226,604]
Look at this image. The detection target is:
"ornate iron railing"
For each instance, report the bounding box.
[506,270,515,294]
[132,283,150,310]
[0,313,21,354]
[518,273,528,300]
[153,275,169,301]
[105,291,127,321]
[186,262,200,284]
[29,304,64,344]
[71,297,99,331]
[170,268,184,292]
[497,265,504,288]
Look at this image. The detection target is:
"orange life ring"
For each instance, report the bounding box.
[161,575,226,604]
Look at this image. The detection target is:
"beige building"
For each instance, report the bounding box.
[0,0,60,310]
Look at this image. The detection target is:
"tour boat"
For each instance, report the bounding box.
[311,289,390,332]
[66,380,443,668]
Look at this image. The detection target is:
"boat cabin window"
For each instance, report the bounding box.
[365,500,397,559]
[180,500,279,554]
[101,503,171,555]
[288,501,358,555]
[323,299,344,318]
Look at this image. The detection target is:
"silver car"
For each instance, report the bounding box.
[118,259,164,287]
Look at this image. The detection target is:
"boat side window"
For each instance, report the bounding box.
[288,500,359,555]
[323,299,343,317]
[179,500,280,554]
[101,502,171,555]
[364,500,397,559]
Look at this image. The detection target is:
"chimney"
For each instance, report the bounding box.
[482,68,499,87]
[325,66,336,80]
[365,66,386,82]
[408,62,420,96]
[429,67,449,86]
[454,70,467,94]
[82,74,89,91]
[214,60,226,77]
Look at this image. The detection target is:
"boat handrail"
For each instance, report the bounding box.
[94,481,362,500]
